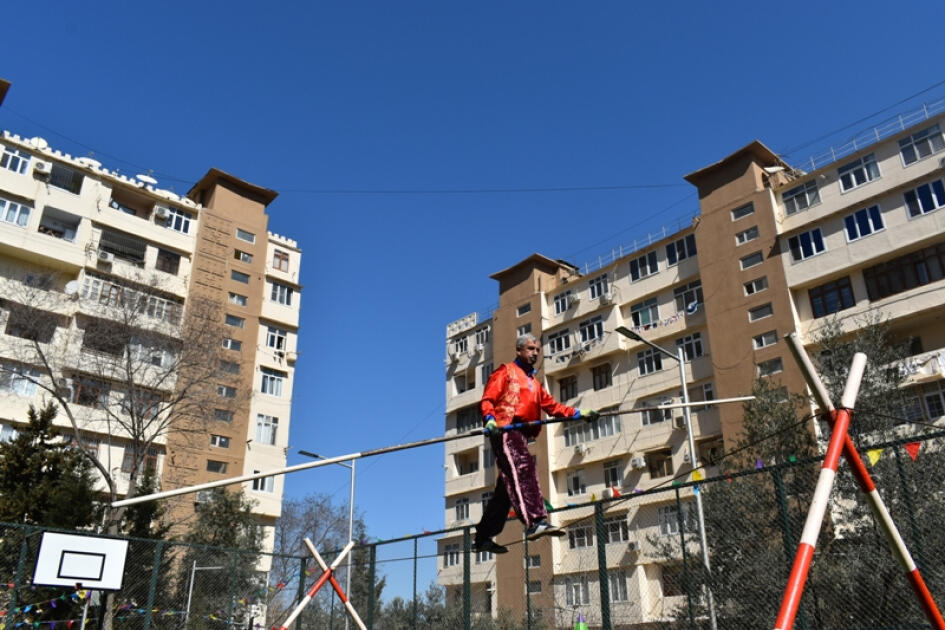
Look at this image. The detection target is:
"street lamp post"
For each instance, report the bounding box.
[299,450,356,630]
[616,326,718,630]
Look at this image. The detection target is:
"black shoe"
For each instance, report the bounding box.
[474,538,508,554]
[525,520,565,541]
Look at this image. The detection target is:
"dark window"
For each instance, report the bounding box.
[592,364,612,391]
[809,277,855,318]
[99,228,147,266]
[665,234,697,266]
[559,375,578,400]
[5,304,57,342]
[82,319,130,356]
[156,249,181,275]
[863,241,945,301]
[49,163,84,194]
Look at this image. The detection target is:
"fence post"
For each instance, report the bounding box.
[675,487,696,630]
[367,544,376,630]
[412,536,418,630]
[142,540,165,630]
[297,556,307,630]
[227,549,239,625]
[463,526,471,630]
[10,524,30,613]
[894,447,926,573]
[595,502,612,630]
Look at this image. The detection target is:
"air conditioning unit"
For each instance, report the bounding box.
[154,204,170,220]
[568,293,581,308]
[682,452,693,464]
[601,290,614,304]
[194,490,214,504]
[673,416,687,430]
[630,456,646,469]
[448,349,459,361]
[97,250,115,264]
[34,161,52,176]
[475,343,485,353]
[574,443,589,456]
[627,540,641,552]
[286,351,298,362]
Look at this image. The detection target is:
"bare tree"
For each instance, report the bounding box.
[0,269,236,533]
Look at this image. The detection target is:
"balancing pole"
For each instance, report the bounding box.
[784,334,945,629]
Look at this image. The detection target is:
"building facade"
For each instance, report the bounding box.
[440,106,945,623]
[0,130,301,555]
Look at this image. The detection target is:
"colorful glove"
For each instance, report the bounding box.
[580,409,600,422]
[484,417,498,435]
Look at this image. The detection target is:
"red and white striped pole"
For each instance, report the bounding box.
[773,352,866,630]
[785,334,945,629]
[278,539,358,630]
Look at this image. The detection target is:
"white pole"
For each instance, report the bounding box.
[184,560,197,629]
[345,460,355,630]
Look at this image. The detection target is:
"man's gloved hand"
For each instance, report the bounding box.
[484,418,498,435]
[580,409,600,423]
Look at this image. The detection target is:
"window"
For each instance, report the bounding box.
[82,319,129,356]
[844,205,884,241]
[662,565,685,596]
[603,460,622,489]
[1,146,30,174]
[444,544,460,567]
[261,368,286,397]
[788,228,826,261]
[567,469,586,496]
[701,382,715,410]
[452,336,468,355]
[603,515,629,545]
[638,348,663,375]
[782,180,820,215]
[666,234,697,266]
[0,197,31,227]
[731,203,754,220]
[517,302,531,316]
[231,270,250,284]
[675,333,703,361]
[0,364,40,397]
[455,497,470,521]
[225,314,245,328]
[207,460,228,474]
[592,363,612,390]
[217,385,237,399]
[49,164,84,194]
[214,409,234,422]
[579,316,603,344]
[455,407,479,433]
[744,276,769,295]
[630,297,659,328]
[454,373,474,394]
[564,415,621,447]
[839,153,880,191]
[674,280,703,313]
[5,304,56,343]
[155,249,181,275]
[565,575,590,606]
[641,404,670,426]
[526,581,542,594]
[266,326,288,351]
[568,525,593,549]
[475,549,493,564]
[899,124,945,166]
[658,504,687,536]
[252,473,275,493]
[740,251,764,269]
[222,337,242,351]
[758,357,784,377]
[630,251,658,281]
[483,447,494,469]
[753,330,778,349]
[553,291,572,315]
[589,274,609,299]
[525,555,541,569]
[608,571,629,602]
[474,327,490,345]
[559,375,577,401]
[517,323,531,337]
[863,241,945,301]
[904,178,945,218]
[481,363,494,384]
[236,228,256,243]
[210,434,230,448]
[647,450,673,478]
[0,424,18,443]
[228,292,248,307]
[163,207,193,234]
[270,282,294,306]
[481,492,493,511]
[749,303,773,322]
[547,329,571,355]
[735,225,759,245]
[256,414,278,445]
[809,277,855,318]
[38,207,79,241]
[273,249,289,272]
[234,249,253,263]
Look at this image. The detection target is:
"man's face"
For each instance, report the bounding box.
[516,340,541,367]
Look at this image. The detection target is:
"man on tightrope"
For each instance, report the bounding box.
[474,333,598,554]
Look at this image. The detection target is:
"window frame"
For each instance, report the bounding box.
[629,251,659,281]
[782,180,820,215]
[899,124,945,166]
[838,153,880,192]
[809,276,855,318]
[844,205,885,242]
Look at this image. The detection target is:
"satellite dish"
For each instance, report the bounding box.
[136,174,158,185]
[64,281,79,295]
[29,137,49,150]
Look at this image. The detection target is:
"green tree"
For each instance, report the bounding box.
[0,401,97,527]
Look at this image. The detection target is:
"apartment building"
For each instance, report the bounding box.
[440,104,945,624]
[0,130,301,556]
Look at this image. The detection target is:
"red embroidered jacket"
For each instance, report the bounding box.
[480,361,577,431]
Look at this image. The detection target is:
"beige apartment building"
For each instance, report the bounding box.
[0,129,301,556]
[440,104,945,625]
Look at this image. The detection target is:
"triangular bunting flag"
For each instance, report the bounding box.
[611,486,621,497]
[866,448,883,466]
[590,493,597,502]
[755,458,763,469]
[544,498,554,511]
[574,612,589,630]
[508,509,517,518]
[904,442,921,461]
[692,469,704,482]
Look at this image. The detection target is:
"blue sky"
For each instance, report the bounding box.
[4,0,945,600]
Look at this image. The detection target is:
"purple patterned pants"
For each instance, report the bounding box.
[475,429,547,543]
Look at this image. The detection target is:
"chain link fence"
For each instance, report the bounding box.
[2,429,944,629]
